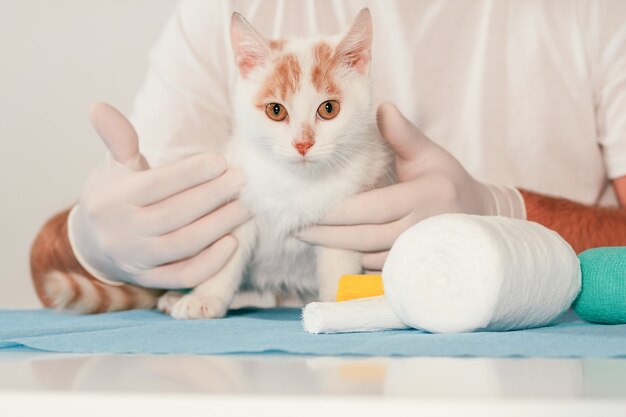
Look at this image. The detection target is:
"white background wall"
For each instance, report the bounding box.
[0,0,179,308]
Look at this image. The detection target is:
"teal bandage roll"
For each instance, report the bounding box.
[572,247,626,324]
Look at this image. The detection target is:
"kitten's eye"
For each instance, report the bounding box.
[265,103,288,121]
[317,100,340,120]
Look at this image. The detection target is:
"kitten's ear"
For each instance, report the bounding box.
[230,12,271,78]
[335,8,373,74]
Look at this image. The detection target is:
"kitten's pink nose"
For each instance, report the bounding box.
[294,141,313,156]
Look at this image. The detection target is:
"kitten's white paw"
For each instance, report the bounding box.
[170,294,228,320]
[157,291,183,315]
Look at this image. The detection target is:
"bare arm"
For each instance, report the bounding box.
[613,176,626,206]
[520,177,626,253]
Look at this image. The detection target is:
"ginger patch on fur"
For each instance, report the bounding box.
[312,42,341,97]
[256,53,302,104]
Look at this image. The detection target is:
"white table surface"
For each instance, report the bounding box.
[1,351,625,416]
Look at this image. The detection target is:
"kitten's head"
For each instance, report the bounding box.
[230,9,374,172]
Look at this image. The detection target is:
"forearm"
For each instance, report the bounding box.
[519,190,626,253]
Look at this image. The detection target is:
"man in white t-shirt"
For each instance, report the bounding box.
[30,0,626,309]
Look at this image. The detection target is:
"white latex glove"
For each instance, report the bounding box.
[68,103,250,288]
[297,102,526,271]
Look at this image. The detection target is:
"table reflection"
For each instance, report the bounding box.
[0,353,623,398]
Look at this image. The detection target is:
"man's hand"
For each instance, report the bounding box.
[68,103,250,288]
[297,102,525,271]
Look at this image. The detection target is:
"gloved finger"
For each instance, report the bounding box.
[137,168,245,236]
[361,250,389,271]
[376,102,433,161]
[297,216,413,252]
[90,102,141,167]
[126,153,227,206]
[308,174,453,248]
[318,181,417,225]
[364,269,382,275]
[134,235,238,289]
[110,153,150,172]
[149,200,251,265]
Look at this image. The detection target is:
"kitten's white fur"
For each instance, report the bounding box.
[160,9,391,319]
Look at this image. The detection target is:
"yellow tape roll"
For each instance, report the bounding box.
[336,274,385,302]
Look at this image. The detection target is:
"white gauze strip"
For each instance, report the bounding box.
[302,296,409,334]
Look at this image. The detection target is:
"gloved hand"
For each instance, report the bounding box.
[298,102,526,271]
[68,103,250,288]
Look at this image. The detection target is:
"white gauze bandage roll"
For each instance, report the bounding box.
[383,214,581,333]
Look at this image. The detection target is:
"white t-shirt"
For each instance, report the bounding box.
[131,0,626,206]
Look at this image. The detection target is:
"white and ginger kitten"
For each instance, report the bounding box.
[158,8,391,319]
